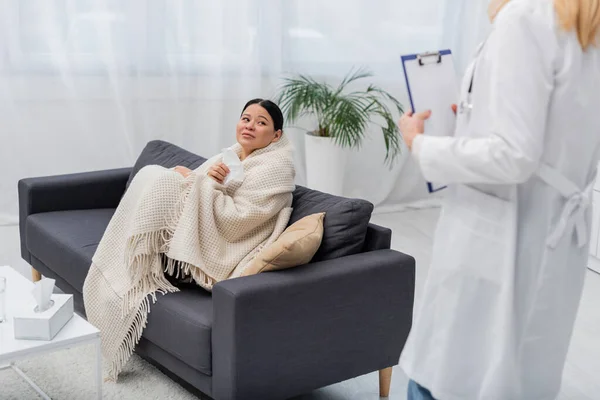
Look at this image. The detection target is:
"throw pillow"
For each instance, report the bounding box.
[289,186,374,262]
[241,212,325,276]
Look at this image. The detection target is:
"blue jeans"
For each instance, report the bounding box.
[407,380,437,400]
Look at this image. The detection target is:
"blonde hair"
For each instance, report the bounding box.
[489,0,600,50]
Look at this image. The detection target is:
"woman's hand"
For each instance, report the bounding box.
[207,162,230,184]
[174,166,192,178]
[398,110,432,150]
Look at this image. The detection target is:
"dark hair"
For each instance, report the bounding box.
[241,98,284,132]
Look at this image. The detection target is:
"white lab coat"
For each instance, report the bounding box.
[399,0,600,399]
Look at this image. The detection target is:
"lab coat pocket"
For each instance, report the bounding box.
[436,184,517,284]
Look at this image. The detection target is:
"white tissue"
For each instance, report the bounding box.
[221,147,245,185]
[32,277,55,313]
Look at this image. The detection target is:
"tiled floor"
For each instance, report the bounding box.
[3,207,600,399]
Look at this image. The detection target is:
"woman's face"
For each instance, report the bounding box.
[236,104,282,156]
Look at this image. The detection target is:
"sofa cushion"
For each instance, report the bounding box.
[289,186,374,261]
[127,140,208,188]
[26,208,214,376]
[26,209,115,292]
[143,282,213,375]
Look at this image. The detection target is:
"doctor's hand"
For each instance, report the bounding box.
[398,110,432,151]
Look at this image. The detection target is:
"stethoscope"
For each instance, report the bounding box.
[458,38,487,115]
[458,74,475,114]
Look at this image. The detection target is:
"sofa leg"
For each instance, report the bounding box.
[31,268,42,282]
[379,367,392,397]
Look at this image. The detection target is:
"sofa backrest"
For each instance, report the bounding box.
[288,185,374,261]
[126,140,208,189]
[127,140,385,261]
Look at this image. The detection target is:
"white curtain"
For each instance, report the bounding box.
[0,0,492,226]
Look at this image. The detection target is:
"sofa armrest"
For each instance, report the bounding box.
[18,167,132,263]
[212,249,415,400]
[362,222,392,252]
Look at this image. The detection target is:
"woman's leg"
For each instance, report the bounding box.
[407,380,437,400]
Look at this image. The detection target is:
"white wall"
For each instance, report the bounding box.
[1,0,495,225]
[0,74,433,225]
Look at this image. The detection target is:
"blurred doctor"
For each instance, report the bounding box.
[398,0,600,399]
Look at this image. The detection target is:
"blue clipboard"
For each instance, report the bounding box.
[401,49,455,194]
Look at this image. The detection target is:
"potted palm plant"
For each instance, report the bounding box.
[276,67,404,196]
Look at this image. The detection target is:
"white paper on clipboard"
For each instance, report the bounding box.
[401,50,459,193]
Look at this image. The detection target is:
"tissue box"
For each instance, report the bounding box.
[14,294,74,341]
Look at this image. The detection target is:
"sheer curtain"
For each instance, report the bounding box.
[0,0,492,226]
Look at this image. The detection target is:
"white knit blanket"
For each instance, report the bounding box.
[83,136,295,381]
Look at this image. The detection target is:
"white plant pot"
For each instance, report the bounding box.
[304,133,348,196]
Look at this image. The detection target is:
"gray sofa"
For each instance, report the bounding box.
[18,140,415,400]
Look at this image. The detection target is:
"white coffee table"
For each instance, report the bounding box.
[0,265,102,399]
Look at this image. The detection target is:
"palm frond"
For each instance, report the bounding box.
[323,94,371,147]
[363,95,403,165]
[376,108,403,165]
[276,75,332,125]
[276,67,404,165]
[335,66,373,95]
[367,84,405,116]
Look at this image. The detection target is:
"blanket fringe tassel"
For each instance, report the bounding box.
[108,177,217,379]
[107,294,151,382]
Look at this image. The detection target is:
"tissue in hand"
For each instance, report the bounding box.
[221,147,245,185]
[13,277,74,341]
